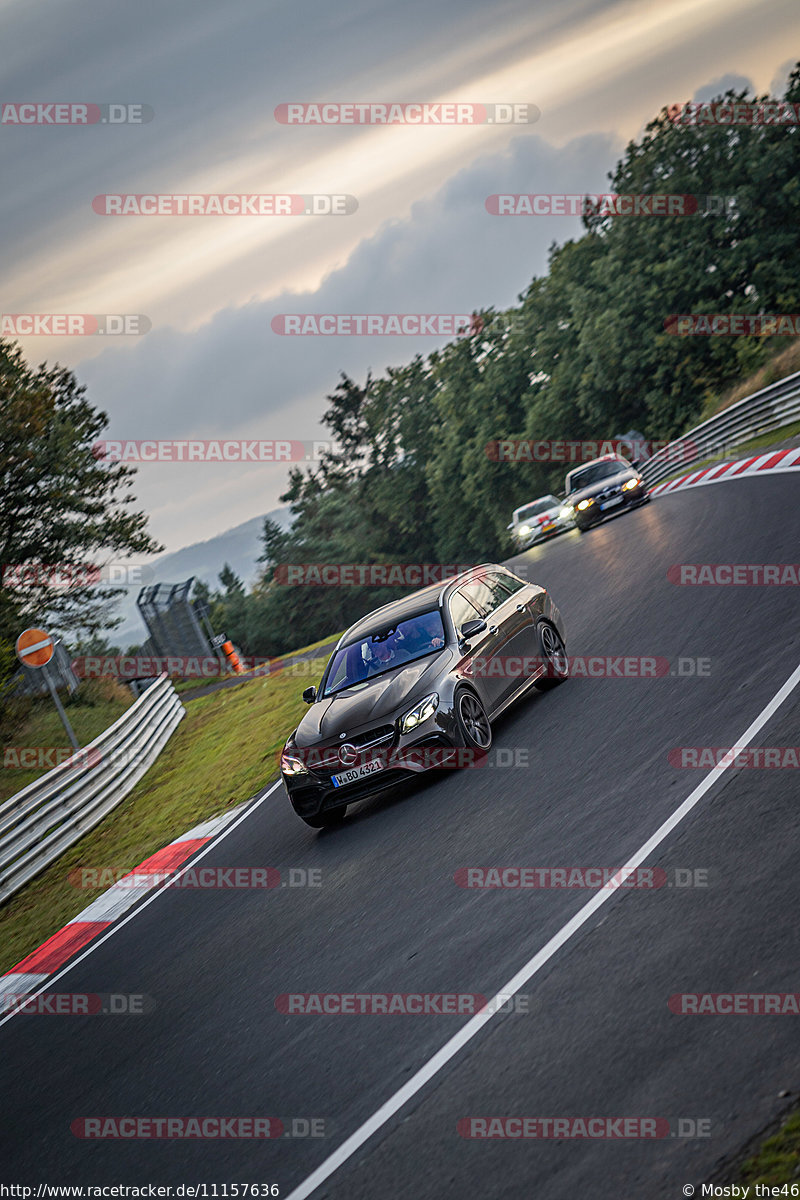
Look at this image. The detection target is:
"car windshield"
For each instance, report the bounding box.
[322,609,447,696]
[515,498,555,521]
[567,460,628,492]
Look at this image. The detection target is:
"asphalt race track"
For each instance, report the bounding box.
[2,471,799,1199]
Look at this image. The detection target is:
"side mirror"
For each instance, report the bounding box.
[302,685,317,704]
[458,618,487,649]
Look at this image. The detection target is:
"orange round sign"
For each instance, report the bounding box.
[16,627,54,668]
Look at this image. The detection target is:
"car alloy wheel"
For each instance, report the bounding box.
[534,621,569,690]
[455,688,493,750]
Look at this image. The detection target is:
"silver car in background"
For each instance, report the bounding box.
[507,494,575,549]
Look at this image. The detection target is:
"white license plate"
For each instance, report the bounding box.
[601,496,623,510]
[331,760,386,788]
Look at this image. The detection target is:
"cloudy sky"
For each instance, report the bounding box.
[3,0,798,554]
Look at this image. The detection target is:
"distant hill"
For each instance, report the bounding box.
[109,507,292,648]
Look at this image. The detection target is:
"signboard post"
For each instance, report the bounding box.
[16,628,80,750]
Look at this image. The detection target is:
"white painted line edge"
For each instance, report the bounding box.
[0,781,282,1030]
[285,658,800,1200]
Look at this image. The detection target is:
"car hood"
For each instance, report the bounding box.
[565,470,638,505]
[292,651,452,746]
[515,506,559,528]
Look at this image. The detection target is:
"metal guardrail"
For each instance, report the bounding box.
[640,369,800,489]
[0,674,185,906]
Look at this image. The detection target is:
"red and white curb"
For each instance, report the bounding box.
[649,445,800,497]
[0,804,247,1007]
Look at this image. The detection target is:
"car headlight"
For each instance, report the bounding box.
[400,692,439,733]
[280,749,309,776]
[576,498,595,511]
[517,524,531,537]
[559,506,573,519]
[622,477,642,491]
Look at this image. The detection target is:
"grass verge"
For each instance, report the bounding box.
[715,1105,800,1188]
[0,678,133,804]
[0,655,328,976]
[703,338,800,420]
[171,629,342,702]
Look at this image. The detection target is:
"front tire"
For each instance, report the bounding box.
[454,687,493,751]
[534,621,569,690]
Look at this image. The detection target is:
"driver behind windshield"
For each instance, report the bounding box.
[365,615,444,673]
[366,630,401,672]
[398,611,445,655]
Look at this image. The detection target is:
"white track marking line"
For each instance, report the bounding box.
[0,781,281,1030]
[285,660,800,1200]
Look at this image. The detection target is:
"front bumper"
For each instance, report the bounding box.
[282,720,461,819]
[515,517,572,547]
[574,484,647,528]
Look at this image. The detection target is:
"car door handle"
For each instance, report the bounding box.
[515,603,526,611]
[488,624,499,635]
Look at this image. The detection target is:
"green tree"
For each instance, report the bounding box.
[0,340,163,699]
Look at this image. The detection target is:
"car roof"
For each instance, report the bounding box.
[335,564,508,647]
[514,494,558,513]
[568,454,629,472]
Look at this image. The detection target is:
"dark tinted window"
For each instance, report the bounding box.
[322,609,446,696]
[460,572,511,615]
[567,459,629,492]
[494,570,526,597]
[449,589,483,630]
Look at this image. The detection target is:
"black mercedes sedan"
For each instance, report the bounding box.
[280,564,567,828]
[561,453,649,533]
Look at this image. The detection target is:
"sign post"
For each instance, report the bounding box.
[16,628,80,750]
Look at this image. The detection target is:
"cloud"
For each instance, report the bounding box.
[692,73,754,102]
[770,59,797,97]
[6,0,799,551]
